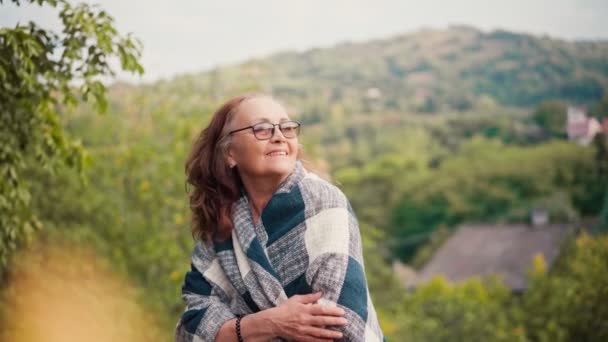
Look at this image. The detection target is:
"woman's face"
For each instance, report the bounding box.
[226,96,299,184]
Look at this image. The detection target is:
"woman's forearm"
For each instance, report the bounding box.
[215,308,277,342]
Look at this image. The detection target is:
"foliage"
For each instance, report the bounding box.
[24,102,196,336]
[0,0,143,271]
[590,92,608,120]
[519,233,608,342]
[390,139,604,260]
[594,134,608,231]
[391,276,524,342]
[382,233,608,342]
[531,100,568,138]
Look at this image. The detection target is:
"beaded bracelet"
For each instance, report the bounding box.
[236,315,244,342]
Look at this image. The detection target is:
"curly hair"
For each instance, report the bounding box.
[184,93,266,242]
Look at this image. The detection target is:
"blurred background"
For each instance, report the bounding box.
[1,1,607,341]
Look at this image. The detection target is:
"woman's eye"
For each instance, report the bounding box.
[254,125,271,132]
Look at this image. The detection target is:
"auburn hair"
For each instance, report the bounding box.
[184,94,264,242]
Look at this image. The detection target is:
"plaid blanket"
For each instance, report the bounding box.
[175,161,384,342]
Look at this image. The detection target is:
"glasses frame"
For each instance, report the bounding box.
[228,121,301,141]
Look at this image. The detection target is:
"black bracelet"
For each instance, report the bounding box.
[236,315,244,342]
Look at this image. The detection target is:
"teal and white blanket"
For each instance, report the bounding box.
[174,161,384,341]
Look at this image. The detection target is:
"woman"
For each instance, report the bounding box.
[175,94,384,342]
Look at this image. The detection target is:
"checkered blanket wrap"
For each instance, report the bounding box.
[174,162,384,342]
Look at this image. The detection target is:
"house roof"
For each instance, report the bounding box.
[412,224,574,291]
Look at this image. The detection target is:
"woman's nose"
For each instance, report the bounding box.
[270,126,287,142]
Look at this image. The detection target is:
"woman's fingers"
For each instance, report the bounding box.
[280,294,347,341]
[299,325,344,340]
[307,315,348,327]
[308,303,346,317]
[293,291,323,304]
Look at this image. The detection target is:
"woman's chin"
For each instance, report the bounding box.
[264,160,296,178]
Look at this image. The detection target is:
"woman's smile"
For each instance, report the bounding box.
[266,150,289,157]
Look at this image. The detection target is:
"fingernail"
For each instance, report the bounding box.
[340,318,348,324]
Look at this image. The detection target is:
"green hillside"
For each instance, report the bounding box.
[263,26,607,109]
[143,25,608,117]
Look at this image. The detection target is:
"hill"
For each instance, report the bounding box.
[127,25,608,121]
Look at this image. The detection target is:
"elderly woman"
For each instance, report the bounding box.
[174,94,384,342]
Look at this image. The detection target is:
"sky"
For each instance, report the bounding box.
[2,0,608,83]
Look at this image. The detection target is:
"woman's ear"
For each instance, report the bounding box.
[226,151,237,168]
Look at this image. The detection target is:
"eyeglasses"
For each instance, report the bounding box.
[228,121,301,140]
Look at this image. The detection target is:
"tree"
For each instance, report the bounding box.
[531,100,567,138]
[589,92,608,121]
[0,0,143,271]
[521,234,608,341]
[392,276,523,342]
[593,133,608,231]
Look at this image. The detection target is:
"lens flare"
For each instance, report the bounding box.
[1,241,163,342]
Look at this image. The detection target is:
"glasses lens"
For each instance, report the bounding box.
[252,123,274,139]
[279,122,300,138]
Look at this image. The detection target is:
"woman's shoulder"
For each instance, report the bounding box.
[190,239,217,269]
[298,170,349,210]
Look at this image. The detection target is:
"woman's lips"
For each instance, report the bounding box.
[266,151,288,156]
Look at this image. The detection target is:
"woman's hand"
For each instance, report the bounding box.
[268,292,347,342]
